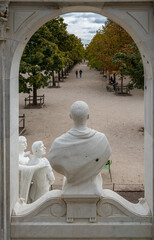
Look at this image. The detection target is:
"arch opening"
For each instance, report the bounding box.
[9,4,154,214]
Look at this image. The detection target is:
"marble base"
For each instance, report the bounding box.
[11,189,152,239]
[63,195,99,223]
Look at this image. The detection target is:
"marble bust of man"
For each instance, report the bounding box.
[28,141,55,202]
[48,101,111,196]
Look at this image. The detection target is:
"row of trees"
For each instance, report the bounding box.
[86,20,144,90]
[19,17,85,105]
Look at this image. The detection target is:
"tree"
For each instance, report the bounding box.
[86,20,133,76]
[19,25,64,105]
[112,43,144,90]
[85,32,103,70]
[19,17,84,105]
[45,17,84,64]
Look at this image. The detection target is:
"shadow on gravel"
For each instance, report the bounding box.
[117,191,144,203]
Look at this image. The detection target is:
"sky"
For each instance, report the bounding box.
[61,13,107,46]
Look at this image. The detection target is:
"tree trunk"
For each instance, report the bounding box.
[66,66,68,74]
[33,85,37,105]
[52,71,56,87]
[64,67,67,76]
[108,72,111,84]
[121,76,123,94]
[58,71,60,82]
[62,69,64,78]
[113,73,116,81]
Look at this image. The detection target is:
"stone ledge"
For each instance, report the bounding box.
[11,223,152,239]
[53,183,144,191]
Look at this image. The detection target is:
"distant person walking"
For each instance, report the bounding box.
[79,70,83,78]
[76,70,78,78]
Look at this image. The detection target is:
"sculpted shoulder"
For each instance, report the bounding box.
[51,132,72,149]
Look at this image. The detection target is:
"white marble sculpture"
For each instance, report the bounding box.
[19,137,53,203]
[48,101,111,196]
[28,141,55,202]
[14,103,151,236]
[19,136,39,203]
[19,136,30,165]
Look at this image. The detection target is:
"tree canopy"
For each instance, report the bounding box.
[86,20,133,72]
[112,43,144,89]
[86,19,144,89]
[19,17,84,105]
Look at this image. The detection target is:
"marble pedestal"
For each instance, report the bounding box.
[63,195,99,223]
[11,189,152,240]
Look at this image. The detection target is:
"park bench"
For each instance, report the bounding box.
[115,86,130,95]
[103,160,112,182]
[24,95,45,108]
[19,114,25,135]
[106,85,114,92]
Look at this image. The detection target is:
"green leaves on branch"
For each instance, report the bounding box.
[86,19,144,90]
[86,20,133,72]
[19,16,85,96]
[112,43,144,89]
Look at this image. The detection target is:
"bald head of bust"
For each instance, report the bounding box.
[70,101,89,128]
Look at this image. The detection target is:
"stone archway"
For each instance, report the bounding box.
[0,1,154,239]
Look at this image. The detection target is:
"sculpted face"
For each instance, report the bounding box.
[32,141,46,157]
[38,142,46,155]
[19,136,27,152]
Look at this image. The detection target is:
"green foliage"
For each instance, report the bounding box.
[19,34,64,95]
[86,19,144,90]
[67,34,85,63]
[19,17,84,104]
[44,17,84,63]
[112,43,144,89]
[86,20,133,72]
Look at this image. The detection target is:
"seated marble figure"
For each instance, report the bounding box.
[48,101,111,196]
[28,141,55,202]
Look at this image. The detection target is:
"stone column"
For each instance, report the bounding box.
[0,37,10,240]
[0,4,18,240]
[144,41,154,215]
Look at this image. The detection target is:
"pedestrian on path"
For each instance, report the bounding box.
[76,70,78,78]
[79,70,83,78]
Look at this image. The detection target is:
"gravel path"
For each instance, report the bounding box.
[19,63,144,191]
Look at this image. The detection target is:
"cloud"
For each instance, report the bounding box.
[69,19,78,24]
[93,19,106,24]
[82,27,92,30]
[61,13,107,45]
[88,30,96,34]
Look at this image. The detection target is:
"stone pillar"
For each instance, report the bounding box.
[144,42,154,215]
[0,5,10,239]
[0,38,10,240]
[0,3,19,240]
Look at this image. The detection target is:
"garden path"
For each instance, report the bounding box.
[19,62,144,191]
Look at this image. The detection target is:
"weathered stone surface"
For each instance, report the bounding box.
[11,190,151,239]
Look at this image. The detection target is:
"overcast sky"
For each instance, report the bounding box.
[61,13,107,46]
